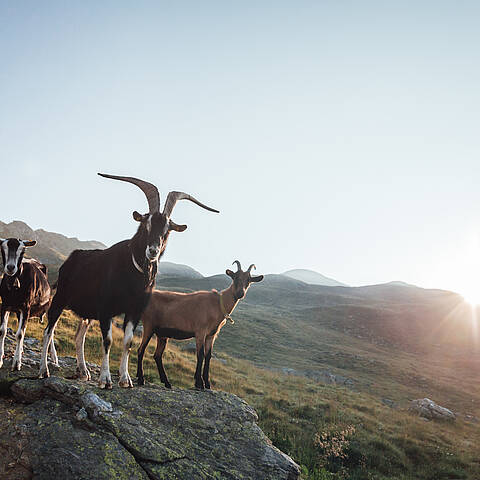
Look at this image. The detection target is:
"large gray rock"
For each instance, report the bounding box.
[409,398,456,422]
[0,331,300,480]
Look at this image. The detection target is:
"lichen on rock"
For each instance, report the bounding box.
[0,330,300,479]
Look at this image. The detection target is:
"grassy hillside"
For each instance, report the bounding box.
[3,310,478,480]
[2,221,480,478]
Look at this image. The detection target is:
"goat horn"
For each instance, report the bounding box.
[98,173,160,214]
[247,264,256,273]
[163,191,219,218]
[232,260,242,271]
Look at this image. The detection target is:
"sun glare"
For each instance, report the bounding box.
[456,232,480,306]
[462,289,480,307]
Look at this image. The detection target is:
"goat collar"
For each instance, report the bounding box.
[131,252,144,274]
[219,293,235,324]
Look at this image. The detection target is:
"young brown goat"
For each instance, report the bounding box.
[137,260,263,389]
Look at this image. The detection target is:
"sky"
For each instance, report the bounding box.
[1,1,479,295]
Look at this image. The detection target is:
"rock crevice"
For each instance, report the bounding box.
[0,331,300,479]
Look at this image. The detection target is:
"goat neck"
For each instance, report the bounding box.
[129,227,158,287]
[218,284,240,319]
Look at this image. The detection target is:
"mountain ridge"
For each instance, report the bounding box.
[282,268,348,287]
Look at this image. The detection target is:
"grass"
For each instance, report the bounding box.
[5,310,479,480]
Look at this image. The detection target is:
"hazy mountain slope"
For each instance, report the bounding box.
[0,220,105,267]
[156,273,479,413]
[158,261,203,279]
[282,268,348,286]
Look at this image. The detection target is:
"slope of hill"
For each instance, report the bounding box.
[158,261,203,279]
[157,274,479,413]
[2,221,480,479]
[0,220,105,266]
[282,268,347,286]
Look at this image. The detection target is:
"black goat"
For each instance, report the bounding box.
[0,238,54,370]
[39,174,219,388]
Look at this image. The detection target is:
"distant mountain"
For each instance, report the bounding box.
[385,280,416,288]
[0,220,105,267]
[158,261,203,279]
[282,268,347,287]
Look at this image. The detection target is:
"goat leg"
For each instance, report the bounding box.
[75,319,91,380]
[98,319,113,389]
[194,336,206,390]
[0,308,9,369]
[39,299,63,378]
[202,336,216,390]
[118,319,134,388]
[153,337,171,389]
[12,310,27,371]
[137,329,154,386]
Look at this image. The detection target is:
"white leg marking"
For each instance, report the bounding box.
[98,323,113,389]
[118,321,134,388]
[12,312,26,371]
[49,332,59,366]
[39,326,54,378]
[75,319,91,380]
[0,311,10,369]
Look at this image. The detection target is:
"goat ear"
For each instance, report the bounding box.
[250,275,264,283]
[169,221,187,232]
[23,240,37,247]
[226,269,235,278]
[133,211,148,222]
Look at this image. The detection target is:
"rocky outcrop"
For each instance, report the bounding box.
[409,398,456,422]
[0,330,300,479]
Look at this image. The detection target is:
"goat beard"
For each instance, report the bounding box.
[142,259,157,288]
[5,276,21,290]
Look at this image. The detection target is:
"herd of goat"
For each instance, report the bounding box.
[0,173,263,390]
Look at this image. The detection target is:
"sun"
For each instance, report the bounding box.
[462,288,480,307]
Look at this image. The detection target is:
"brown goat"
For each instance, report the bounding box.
[137,260,263,389]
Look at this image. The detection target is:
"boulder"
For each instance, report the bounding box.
[409,398,456,422]
[0,330,300,479]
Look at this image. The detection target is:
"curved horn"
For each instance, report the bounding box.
[163,191,219,218]
[232,260,242,272]
[98,173,160,214]
[247,264,256,273]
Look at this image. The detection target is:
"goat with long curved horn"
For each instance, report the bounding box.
[247,264,256,273]
[97,173,160,214]
[40,173,219,390]
[163,191,219,218]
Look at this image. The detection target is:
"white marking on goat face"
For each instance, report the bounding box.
[145,244,160,261]
[3,239,24,276]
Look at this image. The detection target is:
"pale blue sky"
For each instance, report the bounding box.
[1,1,479,294]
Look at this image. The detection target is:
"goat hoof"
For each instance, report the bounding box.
[195,383,205,390]
[0,361,3,369]
[119,378,133,388]
[76,368,91,381]
[99,381,113,390]
[204,383,211,390]
[11,362,21,372]
[39,369,50,379]
[137,377,146,386]
[165,382,172,389]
